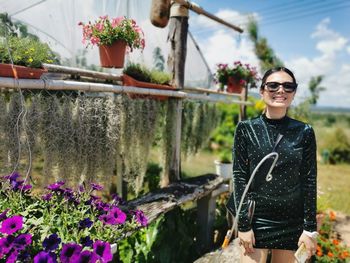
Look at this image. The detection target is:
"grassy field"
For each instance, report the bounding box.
[180,150,350,215]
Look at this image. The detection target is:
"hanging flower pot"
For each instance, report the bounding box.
[226,76,244,94]
[79,16,145,68]
[99,41,127,68]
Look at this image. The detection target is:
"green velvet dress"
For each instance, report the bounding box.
[231,113,317,250]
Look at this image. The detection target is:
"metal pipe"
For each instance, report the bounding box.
[0,77,252,105]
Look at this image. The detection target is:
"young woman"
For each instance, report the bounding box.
[231,67,318,262]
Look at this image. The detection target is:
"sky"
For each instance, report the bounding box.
[189,0,350,108]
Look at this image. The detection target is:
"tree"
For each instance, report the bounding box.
[153,46,165,71]
[247,18,284,72]
[308,75,325,105]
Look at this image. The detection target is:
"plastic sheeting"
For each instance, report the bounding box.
[0,0,213,88]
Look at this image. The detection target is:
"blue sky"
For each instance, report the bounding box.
[188,0,350,108]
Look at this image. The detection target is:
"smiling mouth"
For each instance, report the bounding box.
[273,96,287,101]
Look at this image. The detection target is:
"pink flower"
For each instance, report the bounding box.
[111,17,124,28]
[95,22,104,32]
[90,36,100,46]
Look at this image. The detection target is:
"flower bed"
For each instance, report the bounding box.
[0,173,147,262]
[316,211,350,262]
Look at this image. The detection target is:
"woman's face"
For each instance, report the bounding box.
[260,71,296,109]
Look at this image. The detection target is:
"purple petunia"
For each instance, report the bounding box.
[0,209,9,221]
[46,181,65,191]
[4,172,20,182]
[93,240,113,262]
[134,210,148,226]
[80,236,93,248]
[42,193,53,201]
[98,214,116,225]
[0,215,23,235]
[111,193,125,205]
[109,207,126,224]
[5,250,18,263]
[0,236,14,255]
[76,250,99,263]
[43,234,61,251]
[79,218,93,229]
[13,233,32,250]
[60,243,82,263]
[90,183,103,191]
[34,251,57,263]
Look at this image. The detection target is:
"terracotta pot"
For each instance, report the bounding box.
[123,74,176,100]
[99,41,127,68]
[0,63,47,79]
[227,76,243,94]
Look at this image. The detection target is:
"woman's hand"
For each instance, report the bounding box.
[298,232,317,259]
[238,229,255,255]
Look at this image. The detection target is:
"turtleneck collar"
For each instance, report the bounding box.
[261,113,289,125]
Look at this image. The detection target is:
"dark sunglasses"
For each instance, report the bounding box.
[264,82,298,93]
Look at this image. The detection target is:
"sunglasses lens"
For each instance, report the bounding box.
[283,83,297,92]
[265,82,297,93]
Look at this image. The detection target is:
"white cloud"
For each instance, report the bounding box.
[287,18,350,107]
[347,46,350,55]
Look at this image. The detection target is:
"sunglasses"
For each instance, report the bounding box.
[264,82,298,93]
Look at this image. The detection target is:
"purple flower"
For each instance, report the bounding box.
[4,172,20,182]
[0,215,23,235]
[42,193,53,201]
[93,240,113,262]
[98,214,116,225]
[109,207,126,224]
[78,184,85,193]
[0,209,9,221]
[5,250,18,263]
[43,234,61,251]
[79,218,93,229]
[94,200,110,212]
[90,183,103,191]
[80,236,93,248]
[34,251,57,263]
[60,243,82,263]
[20,184,32,191]
[111,194,125,205]
[46,181,65,191]
[76,250,99,263]
[134,210,148,226]
[0,236,14,255]
[14,233,32,249]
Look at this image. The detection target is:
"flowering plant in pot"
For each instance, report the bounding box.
[214,61,260,93]
[214,150,232,180]
[0,173,148,262]
[0,36,58,79]
[79,16,145,68]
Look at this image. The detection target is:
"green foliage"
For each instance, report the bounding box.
[123,63,171,85]
[118,208,200,263]
[153,46,165,72]
[247,18,283,72]
[181,101,220,157]
[140,162,162,194]
[218,150,232,163]
[0,35,58,68]
[0,12,39,39]
[323,127,350,164]
[308,75,326,105]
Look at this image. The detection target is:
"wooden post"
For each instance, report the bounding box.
[197,194,216,252]
[162,1,188,186]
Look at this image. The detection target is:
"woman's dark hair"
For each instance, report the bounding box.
[260,67,297,90]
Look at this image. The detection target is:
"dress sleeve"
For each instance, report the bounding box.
[300,125,317,232]
[232,122,251,232]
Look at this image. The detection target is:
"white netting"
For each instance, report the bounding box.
[0,0,213,87]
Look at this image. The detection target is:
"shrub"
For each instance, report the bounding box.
[323,127,350,164]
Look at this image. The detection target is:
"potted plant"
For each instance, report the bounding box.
[214,61,260,93]
[0,173,148,262]
[123,63,176,100]
[79,16,145,68]
[214,150,232,180]
[0,36,57,79]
